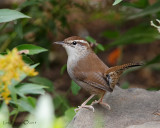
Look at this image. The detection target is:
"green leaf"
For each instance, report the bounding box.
[16,83,47,95]
[10,97,36,114]
[97,44,105,51]
[85,36,96,44]
[60,64,67,75]
[8,85,18,101]
[16,44,47,55]
[10,109,18,116]
[16,98,35,113]
[11,96,37,109]
[71,81,81,95]
[86,36,105,51]
[128,1,160,19]
[29,76,54,92]
[64,108,76,122]
[22,55,34,64]
[0,9,30,23]
[113,0,123,6]
[25,96,37,108]
[30,63,39,68]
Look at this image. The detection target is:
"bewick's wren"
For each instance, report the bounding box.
[54,36,142,112]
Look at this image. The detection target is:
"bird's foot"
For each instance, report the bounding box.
[91,100,99,105]
[100,102,111,110]
[74,105,95,113]
[91,100,111,110]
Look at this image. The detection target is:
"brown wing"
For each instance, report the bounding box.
[76,71,113,92]
[73,52,112,92]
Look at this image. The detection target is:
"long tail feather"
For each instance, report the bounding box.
[104,62,143,89]
[105,62,143,74]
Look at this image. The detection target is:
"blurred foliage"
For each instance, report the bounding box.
[29,76,54,92]
[86,36,105,52]
[0,9,30,23]
[0,0,160,127]
[0,0,72,64]
[113,0,123,6]
[147,87,160,91]
[0,94,75,128]
[104,24,160,50]
[60,64,67,75]
[71,81,81,95]
[0,47,47,125]
[121,82,130,89]
[127,1,160,19]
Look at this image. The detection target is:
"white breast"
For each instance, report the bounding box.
[67,51,81,80]
[64,45,88,80]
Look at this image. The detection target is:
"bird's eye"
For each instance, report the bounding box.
[72,41,77,45]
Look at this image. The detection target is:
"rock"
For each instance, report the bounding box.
[127,121,160,128]
[67,87,160,128]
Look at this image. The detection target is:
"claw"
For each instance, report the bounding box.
[91,100,111,110]
[74,106,81,113]
[100,102,111,110]
[74,105,95,113]
[91,100,99,105]
[84,105,95,112]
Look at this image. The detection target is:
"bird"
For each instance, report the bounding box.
[54,36,142,113]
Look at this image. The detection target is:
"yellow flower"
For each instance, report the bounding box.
[0,48,38,104]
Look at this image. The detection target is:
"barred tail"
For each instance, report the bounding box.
[104,62,143,89]
[105,62,143,74]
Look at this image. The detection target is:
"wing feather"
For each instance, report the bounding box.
[76,71,113,92]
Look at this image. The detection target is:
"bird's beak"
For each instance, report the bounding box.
[53,41,64,45]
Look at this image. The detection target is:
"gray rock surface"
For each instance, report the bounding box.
[67,87,160,128]
[127,121,160,128]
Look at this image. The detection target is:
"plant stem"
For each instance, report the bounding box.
[0,23,8,32]
[11,107,19,125]
[0,32,17,52]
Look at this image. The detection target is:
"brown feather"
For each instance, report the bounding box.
[64,36,87,41]
[105,63,143,75]
[72,52,113,93]
[104,62,143,89]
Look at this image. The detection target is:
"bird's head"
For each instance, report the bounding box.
[54,36,92,57]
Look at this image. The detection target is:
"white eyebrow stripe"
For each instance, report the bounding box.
[70,40,88,44]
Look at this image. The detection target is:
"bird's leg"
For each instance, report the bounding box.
[74,94,95,113]
[91,92,111,110]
